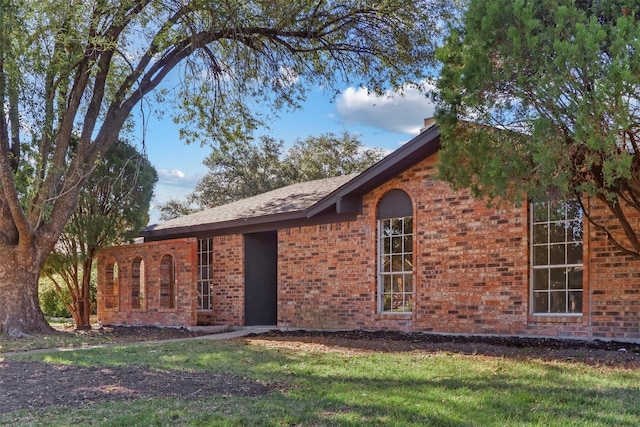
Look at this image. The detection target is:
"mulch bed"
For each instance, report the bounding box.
[251,329,640,367]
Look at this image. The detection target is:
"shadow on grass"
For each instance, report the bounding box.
[3,339,639,426]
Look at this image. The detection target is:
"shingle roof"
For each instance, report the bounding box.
[141,123,442,240]
[143,173,359,236]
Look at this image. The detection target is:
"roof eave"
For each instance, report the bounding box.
[306,125,441,217]
[140,210,309,240]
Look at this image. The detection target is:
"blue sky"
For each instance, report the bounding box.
[134,83,437,224]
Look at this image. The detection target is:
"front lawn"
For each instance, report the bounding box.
[1,336,638,426]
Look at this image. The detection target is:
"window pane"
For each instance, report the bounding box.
[550,291,567,313]
[402,294,413,312]
[568,268,583,289]
[533,224,548,244]
[533,201,548,222]
[391,219,402,234]
[548,200,565,221]
[569,291,582,313]
[382,255,391,272]
[533,269,548,290]
[549,223,566,243]
[391,255,403,272]
[393,276,402,292]
[383,294,392,311]
[533,246,548,266]
[549,244,566,265]
[392,236,402,253]
[567,242,583,265]
[383,275,392,293]
[403,235,413,253]
[565,200,582,221]
[568,220,583,241]
[404,275,413,292]
[383,236,390,254]
[382,219,391,236]
[533,292,549,313]
[403,254,413,271]
[550,268,566,289]
[404,217,413,234]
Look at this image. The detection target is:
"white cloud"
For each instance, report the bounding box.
[336,83,437,135]
[157,169,201,188]
[148,170,203,225]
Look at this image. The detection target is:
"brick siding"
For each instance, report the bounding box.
[97,238,198,327]
[99,153,640,341]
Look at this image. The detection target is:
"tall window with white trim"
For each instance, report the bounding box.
[377,190,414,313]
[197,238,214,311]
[531,199,584,314]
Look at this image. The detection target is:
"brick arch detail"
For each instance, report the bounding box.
[97,238,198,327]
[159,253,176,309]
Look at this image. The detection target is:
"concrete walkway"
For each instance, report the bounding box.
[0,326,276,358]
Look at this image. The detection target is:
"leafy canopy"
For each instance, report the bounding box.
[1,0,451,251]
[159,132,384,220]
[44,140,157,327]
[436,0,640,256]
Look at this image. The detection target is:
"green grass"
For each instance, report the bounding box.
[2,339,639,426]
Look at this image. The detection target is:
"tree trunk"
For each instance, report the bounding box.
[0,246,53,337]
[76,256,93,328]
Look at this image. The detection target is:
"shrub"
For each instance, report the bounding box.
[39,280,71,318]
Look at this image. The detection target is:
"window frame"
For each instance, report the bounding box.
[197,238,214,311]
[530,199,584,315]
[377,216,414,314]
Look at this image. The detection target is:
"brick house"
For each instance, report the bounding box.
[97,121,640,341]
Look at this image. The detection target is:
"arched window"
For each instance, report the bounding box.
[160,254,175,309]
[377,189,414,313]
[105,260,119,310]
[131,257,145,310]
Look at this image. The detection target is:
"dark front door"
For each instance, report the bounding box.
[244,231,278,326]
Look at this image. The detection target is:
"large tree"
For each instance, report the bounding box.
[435,0,640,256]
[44,140,157,328]
[159,132,384,219]
[0,0,450,337]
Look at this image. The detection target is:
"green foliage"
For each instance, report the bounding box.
[43,140,157,326]
[38,280,71,318]
[159,132,384,219]
[436,0,640,255]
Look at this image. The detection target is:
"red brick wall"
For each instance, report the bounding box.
[97,238,198,327]
[99,152,640,341]
[278,154,530,333]
[581,198,640,340]
[279,221,375,329]
[209,234,245,325]
[278,154,640,341]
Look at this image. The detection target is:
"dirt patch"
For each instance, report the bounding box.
[0,359,274,415]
